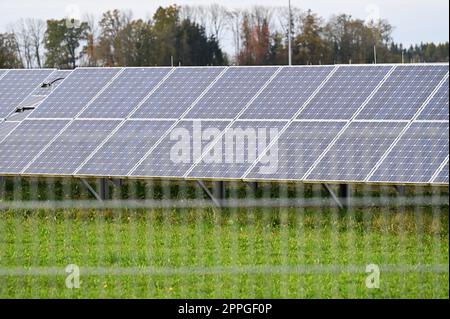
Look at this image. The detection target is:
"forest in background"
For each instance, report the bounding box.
[0,4,449,69]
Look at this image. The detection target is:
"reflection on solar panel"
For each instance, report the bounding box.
[357,65,448,120]
[239,66,334,119]
[24,120,119,175]
[246,121,346,180]
[307,122,406,182]
[30,68,120,119]
[298,66,392,119]
[418,77,449,121]
[78,120,175,176]
[80,68,172,119]
[434,162,449,184]
[0,69,54,118]
[369,122,449,183]
[131,120,230,178]
[0,121,19,139]
[0,119,69,174]
[132,67,225,119]
[185,67,278,119]
[187,120,286,179]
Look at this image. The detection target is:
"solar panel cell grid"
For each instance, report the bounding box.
[24,120,119,175]
[131,120,230,178]
[79,68,172,119]
[29,68,120,119]
[239,66,334,120]
[0,69,54,118]
[29,70,73,96]
[297,65,392,120]
[0,121,19,139]
[369,122,449,183]
[78,120,175,176]
[246,121,346,180]
[307,121,406,182]
[185,67,278,119]
[187,120,286,179]
[433,162,449,184]
[0,119,69,174]
[356,65,448,120]
[132,67,225,119]
[417,77,449,121]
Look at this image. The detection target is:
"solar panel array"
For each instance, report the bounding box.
[0,64,448,185]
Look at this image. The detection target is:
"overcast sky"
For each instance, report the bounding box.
[1,0,448,48]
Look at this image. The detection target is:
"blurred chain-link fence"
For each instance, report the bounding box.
[0,177,448,298]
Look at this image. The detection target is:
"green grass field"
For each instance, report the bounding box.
[0,179,448,298]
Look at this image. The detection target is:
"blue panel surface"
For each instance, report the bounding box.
[247,121,346,180]
[417,78,449,121]
[0,69,54,118]
[30,68,120,119]
[433,162,449,184]
[0,121,19,139]
[25,120,119,175]
[239,66,334,119]
[187,120,286,179]
[307,122,406,182]
[131,120,230,178]
[357,65,448,120]
[78,120,175,176]
[0,119,69,174]
[298,66,392,120]
[369,122,449,183]
[185,67,278,119]
[80,68,172,118]
[132,67,225,119]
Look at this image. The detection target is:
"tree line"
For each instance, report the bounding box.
[0,4,448,69]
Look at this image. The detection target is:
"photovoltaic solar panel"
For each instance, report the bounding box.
[0,121,19,139]
[356,65,448,120]
[77,120,175,176]
[239,66,334,120]
[0,64,448,185]
[6,110,33,122]
[0,69,55,118]
[369,122,449,183]
[29,68,120,119]
[187,120,286,179]
[28,70,72,97]
[246,121,346,181]
[24,120,119,175]
[297,65,392,120]
[417,77,449,121]
[132,67,226,119]
[434,162,449,184]
[131,120,230,178]
[0,119,69,174]
[79,68,172,119]
[185,67,278,119]
[307,121,406,182]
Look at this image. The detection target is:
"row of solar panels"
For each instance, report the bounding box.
[0,64,448,185]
